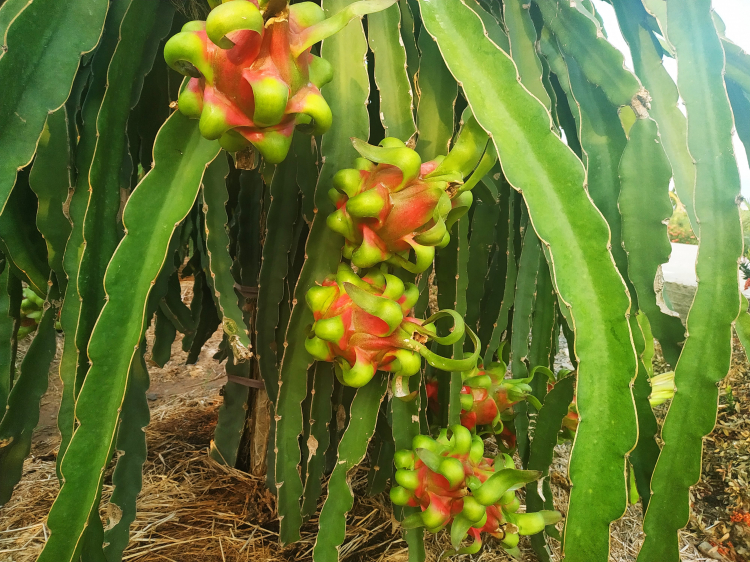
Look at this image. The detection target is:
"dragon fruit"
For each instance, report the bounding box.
[545,372,580,442]
[326,119,496,273]
[390,425,561,556]
[560,397,579,441]
[304,263,479,393]
[164,0,395,163]
[426,361,541,450]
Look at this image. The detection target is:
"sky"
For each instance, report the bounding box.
[590,0,750,198]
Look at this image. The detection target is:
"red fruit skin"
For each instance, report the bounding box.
[562,410,580,432]
[473,505,506,538]
[460,410,478,431]
[344,164,444,252]
[328,155,471,273]
[426,380,440,414]
[376,181,444,251]
[467,387,500,426]
[405,443,518,544]
[498,425,517,450]
[186,20,310,135]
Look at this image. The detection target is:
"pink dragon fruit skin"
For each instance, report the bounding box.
[326,135,494,273]
[426,361,533,445]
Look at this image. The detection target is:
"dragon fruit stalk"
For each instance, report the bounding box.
[305,264,480,394]
[390,425,562,556]
[326,116,497,273]
[164,0,395,163]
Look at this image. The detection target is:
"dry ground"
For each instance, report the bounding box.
[1,314,748,561]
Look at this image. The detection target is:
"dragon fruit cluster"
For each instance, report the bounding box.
[164,2,563,557]
[390,425,561,556]
[305,263,423,389]
[164,0,394,162]
[305,121,494,389]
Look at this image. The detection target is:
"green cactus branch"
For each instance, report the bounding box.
[619,117,685,367]
[0,0,108,215]
[102,341,150,562]
[274,0,366,542]
[0,287,57,505]
[301,362,335,518]
[0,169,50,297]
[0,263,18,416]
[611,0,698,233]
[313,375,387,561]
[416,2,638,559]
[38,111,220,562]
[28,108,73,294]
[639,2,744,559]
[203,155,254,466]
[368,2,417,142]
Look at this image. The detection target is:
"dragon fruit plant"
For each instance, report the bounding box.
[390,425,561,557]
[164,0,396,162]
[1,0,747,561]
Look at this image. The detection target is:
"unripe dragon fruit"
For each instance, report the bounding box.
[326,117,497,273]
[305,263,479,393]
[390,425,561,556]
[164,0,395,163]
